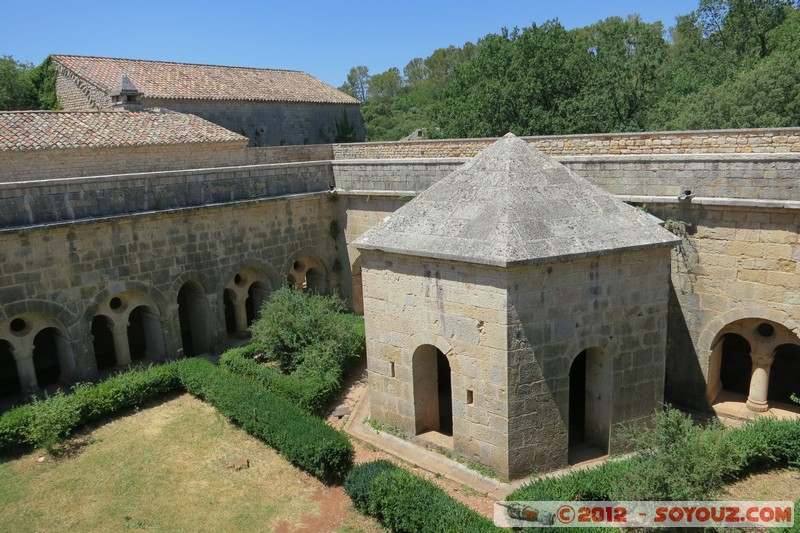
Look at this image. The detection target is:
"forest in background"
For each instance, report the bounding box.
[339,0,800,140]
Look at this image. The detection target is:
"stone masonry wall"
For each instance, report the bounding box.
[0,194,339,383]
[332,154,800,202]
[0,142,335,184]
[505,250,672,476]
[144,99,365,147]
[651,203,800,410]
[333,128,800,159]
[0,161,334,228]
[361,251,512,478]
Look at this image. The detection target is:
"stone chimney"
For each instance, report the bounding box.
[110,74,143,110]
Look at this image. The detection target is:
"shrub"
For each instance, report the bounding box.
[613,409,745,500]
[25,391,82,451]
[509,459,633,501]
[177,358,354,481]
[249,286,364,373]
[344,460,497,532]
[72,362,181,421]
[730,415,800,470]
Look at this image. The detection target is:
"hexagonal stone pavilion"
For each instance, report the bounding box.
[354,133,680,479]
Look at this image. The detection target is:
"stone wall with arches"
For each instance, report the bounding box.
[0,193,341,396]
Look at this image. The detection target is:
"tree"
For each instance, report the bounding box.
[367,67,402,100]
[341,66,370,101]
[0,56,37,110]
[403,57,427,87]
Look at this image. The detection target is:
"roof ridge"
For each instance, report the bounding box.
[51,54,307,75]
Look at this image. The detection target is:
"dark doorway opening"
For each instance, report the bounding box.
[768,343,800,404]
[720,333,752,395]
[223,289,237,335]
[32,328,61,387]
[127,307,148,360]
[437,350,453,436]
[0,340,20,398]
[91,315,116,370]
[178,282,209,357]
[569,350,586,446]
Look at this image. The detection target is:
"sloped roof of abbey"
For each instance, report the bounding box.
[0,109,246,151]
[354,133,680,267]
[52,55,360,105]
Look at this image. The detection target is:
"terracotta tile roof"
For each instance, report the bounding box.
[52,55,360,105]
[0,110,246,151]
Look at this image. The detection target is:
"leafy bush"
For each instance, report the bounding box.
[509,459,633,501]
[730,415,800,470]
[344,460,497,532]
[0,362,182,454]
[220,348,331,414]
[177,358,353,481]
[249,286,364,373]
[614,409,745,500]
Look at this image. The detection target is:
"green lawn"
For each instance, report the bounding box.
[0,393,378,532]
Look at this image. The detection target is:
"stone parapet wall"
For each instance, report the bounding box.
[332,154,800,202]
[0,162,333,228]
[0,141,248,183]
[333,128,800,159]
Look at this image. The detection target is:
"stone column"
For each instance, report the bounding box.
[15,355,38,396]
[233,293,248,333]
[112,322,131,366]
[746,349,774,412]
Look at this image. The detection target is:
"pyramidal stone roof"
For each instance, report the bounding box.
[354,133,680,267]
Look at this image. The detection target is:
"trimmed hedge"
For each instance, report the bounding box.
[177,358,353,481]
[344,460,497,532]
[220,345,337,414]
[0,362,182,452]
[0,359,353,483]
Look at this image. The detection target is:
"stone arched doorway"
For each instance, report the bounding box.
[718,333,752,396]
[412,344,453,437]
[91,315,116,371]
[177,281,210,356]
[32,327,63,387]
[568,347,612,464]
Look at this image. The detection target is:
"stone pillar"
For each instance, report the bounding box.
[112,323,131,366]
[233,294,248,333]
[746,349,774,412]
[16,355,38,396]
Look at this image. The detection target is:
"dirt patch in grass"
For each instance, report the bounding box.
[0,393,380,533]
[718,468,800,501]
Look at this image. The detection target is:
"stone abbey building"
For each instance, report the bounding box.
[0,102,798,478]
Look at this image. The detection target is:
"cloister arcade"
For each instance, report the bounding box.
[708,317,800,413]
[0,254,329,401]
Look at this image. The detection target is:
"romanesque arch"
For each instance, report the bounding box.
[177,280,211,356]
[89,290,167,368]
[706,316,800,412]
[0,312,75,395]
[287,255,328,294]
[221,266,273,336]
[568,346,612,463]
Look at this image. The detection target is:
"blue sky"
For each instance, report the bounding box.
[2,1,699,88]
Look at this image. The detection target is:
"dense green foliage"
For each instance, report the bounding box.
[344,460,497,532]
[220,344,341,414]
[0,362,181,452]
[250,286,364,374]
[0,55,59,111]
[177,358,354,481]
[510,407,800,502]
[340,0,800,140]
